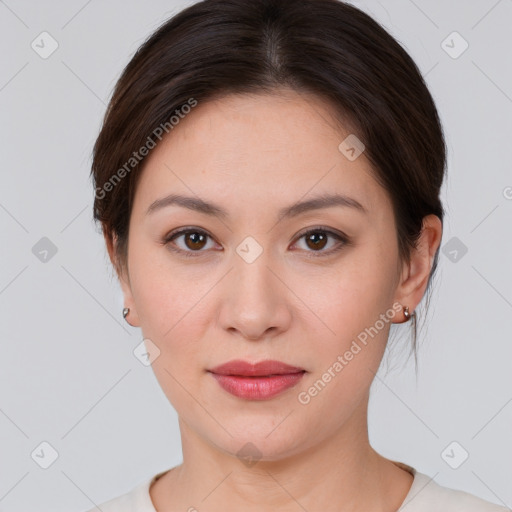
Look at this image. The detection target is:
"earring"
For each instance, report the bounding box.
[122,307,130,320]
[403,305,412,321]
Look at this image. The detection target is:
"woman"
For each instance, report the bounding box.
[87,0,508,510]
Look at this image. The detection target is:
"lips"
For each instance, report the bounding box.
[208,360,306,400]
[209,359,305,377]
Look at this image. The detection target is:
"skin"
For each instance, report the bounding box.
[106,89,442,512]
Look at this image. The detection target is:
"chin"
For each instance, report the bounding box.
[209,422,312,464]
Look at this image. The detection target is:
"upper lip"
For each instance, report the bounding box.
[209,359,305,377]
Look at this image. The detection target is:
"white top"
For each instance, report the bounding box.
[85,461,509,512]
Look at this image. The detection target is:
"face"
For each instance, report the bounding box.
[113,89,433,461]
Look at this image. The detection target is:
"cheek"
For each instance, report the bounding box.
[128,244,196,343]
[304,252,396,337]
[128,249,216,375]
[132,271,174,334]
[298,292,390,424]
[132,265,207,407]
[294,244,398,399]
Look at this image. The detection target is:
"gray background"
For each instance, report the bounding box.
[1,0,511,511]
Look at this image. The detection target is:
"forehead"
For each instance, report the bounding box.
[133,90,390,221]
[172,89,352,157]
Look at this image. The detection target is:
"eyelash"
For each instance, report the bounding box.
[162,226,350,259]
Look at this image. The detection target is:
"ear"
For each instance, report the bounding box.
[392,214,443,323]
[104,230,141,327]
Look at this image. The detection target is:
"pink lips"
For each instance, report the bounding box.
[208,359,306,400]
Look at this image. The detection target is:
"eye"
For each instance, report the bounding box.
[163,228,218,258]
[291,227,349,257]
[162,226,350,259]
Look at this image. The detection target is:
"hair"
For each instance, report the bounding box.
[91,0,446,370]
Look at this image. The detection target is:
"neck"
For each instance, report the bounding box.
[151,394,413,512]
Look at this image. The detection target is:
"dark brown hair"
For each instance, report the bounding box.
[91,0,446,365]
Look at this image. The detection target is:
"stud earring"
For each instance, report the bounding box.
[122,307,130,320]
[403,305,412,321]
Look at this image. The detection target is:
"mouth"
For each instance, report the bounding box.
[208,360,306,400]
[208,359,306,377]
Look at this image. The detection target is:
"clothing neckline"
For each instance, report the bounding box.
[140,459,423,512]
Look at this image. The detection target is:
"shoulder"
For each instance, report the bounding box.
[400,470,510,512]
[82,471,165,512]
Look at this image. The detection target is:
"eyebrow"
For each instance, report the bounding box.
[146,192,367,220]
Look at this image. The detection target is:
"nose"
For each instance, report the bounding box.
[217,251,292,341]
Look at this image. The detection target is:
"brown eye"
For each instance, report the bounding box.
[164,226,349,259]
[164,228,216,257]
[293,227,349,257]
[304,231,328,251]
[183,231,207,250]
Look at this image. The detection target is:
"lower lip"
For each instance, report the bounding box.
[209,371,305,400]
